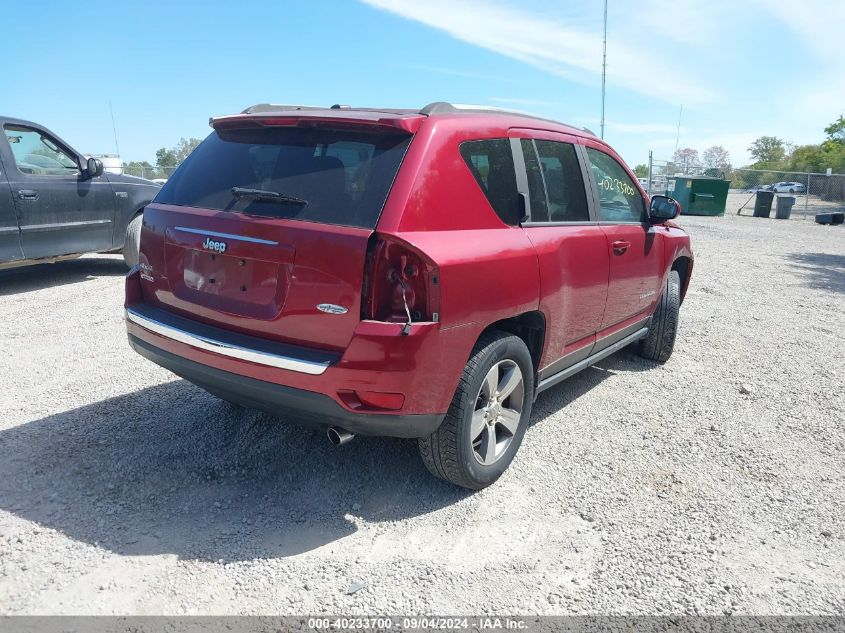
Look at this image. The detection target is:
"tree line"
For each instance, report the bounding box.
[745,115,845,174]
[632,113,845,187]
[633,144,732,180]
[122,137,202,179]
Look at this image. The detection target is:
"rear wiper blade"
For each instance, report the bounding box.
[231,187,308,205]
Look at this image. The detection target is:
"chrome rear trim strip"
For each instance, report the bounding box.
[126,308,330,375]
[173,226,278,245]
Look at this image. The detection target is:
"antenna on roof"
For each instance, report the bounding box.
[108,100,121,159]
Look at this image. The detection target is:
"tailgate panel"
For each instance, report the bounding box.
[166,226,294,320]
[139,203,371,352]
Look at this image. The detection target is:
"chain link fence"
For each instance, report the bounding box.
[728,169,845,219]
[644,158,674,196]
[119,165,178,181]
[645,157,845,220]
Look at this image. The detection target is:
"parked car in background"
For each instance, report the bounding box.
[745,184,773,193]
[771,181,806,193]
[125,102,693,489]
[0,116,160,270]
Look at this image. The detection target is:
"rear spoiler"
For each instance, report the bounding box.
[209,112,423,134]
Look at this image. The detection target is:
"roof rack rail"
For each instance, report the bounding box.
[420,102,547,118]
[241,103,328,114]
[418,101,593,134]
[419,102,458,115]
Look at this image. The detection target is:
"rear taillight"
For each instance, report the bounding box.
[363,235,440,324]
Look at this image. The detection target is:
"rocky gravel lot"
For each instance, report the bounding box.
[0,214,843,615]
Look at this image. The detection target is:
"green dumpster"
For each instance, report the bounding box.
[666,176,730,216]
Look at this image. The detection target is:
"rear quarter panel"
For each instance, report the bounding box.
[377,117,541,401]
[395,228,539,411]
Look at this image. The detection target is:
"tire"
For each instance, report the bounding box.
[638,269,681,363]
[122,213,143,268]
[418,331,534,490]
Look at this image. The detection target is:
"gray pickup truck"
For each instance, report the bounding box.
[0,116,160,270]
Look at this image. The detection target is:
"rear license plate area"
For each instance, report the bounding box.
[182,249,279,306]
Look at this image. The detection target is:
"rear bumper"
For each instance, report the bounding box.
[126,305,335,375]
[128,333,444,438]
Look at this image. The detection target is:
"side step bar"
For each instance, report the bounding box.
[536,327,649,394]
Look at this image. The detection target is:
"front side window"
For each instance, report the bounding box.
[459,139,519,225]
[155,126,411,229]
[585,147,644,223]
[4,125,79,176]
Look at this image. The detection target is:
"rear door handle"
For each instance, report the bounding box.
[612,240,630,255]
[18,190,38,201]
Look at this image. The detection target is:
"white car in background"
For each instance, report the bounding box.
[771,181,806,193]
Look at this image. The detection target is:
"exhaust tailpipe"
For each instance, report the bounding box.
[327,426,355,446]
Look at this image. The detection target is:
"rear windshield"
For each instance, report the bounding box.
[155,126,412,228]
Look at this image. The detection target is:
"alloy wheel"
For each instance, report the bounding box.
[471,359,525,466]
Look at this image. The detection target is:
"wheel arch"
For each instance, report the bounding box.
[478,310,546,374]
[121,206,146,246]
[671,256,693,303]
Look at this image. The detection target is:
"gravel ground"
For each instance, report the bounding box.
[0,214,843,616]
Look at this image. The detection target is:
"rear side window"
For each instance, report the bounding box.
[459,139,519,225]
[520,139,549,221]
[155,126,412,228]
[521,139,589,223]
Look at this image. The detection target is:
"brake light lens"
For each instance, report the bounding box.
[363,235,440,323]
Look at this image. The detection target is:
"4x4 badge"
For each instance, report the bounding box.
[316,304,348,315]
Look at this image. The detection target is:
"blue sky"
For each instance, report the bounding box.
[6,0,844,168]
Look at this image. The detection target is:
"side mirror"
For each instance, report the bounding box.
[83,157,104,179]
[649,195,681,222]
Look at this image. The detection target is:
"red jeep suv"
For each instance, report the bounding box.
[125,102,693,489]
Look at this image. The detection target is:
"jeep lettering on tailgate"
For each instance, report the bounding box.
[202,237,227,254]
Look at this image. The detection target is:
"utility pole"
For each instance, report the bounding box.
[674,104,683,156]
[600,0,608,139]
[647,150,653,195]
